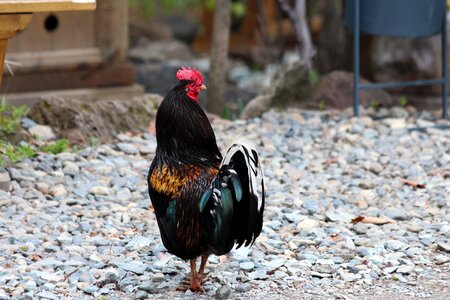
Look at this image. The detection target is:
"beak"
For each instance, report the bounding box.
[200,84,207,90]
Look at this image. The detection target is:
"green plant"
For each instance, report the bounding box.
[89,136,101,148]
[309,68,320,85]
[370,99,381,109]
[236,98,245,116]
[318,99,326,111]
[398,96,408,107]
[40,139,70,155]
[231,1,246,18]
[0,141,36,166]
[222,103,231,120]
[0,97,29,136]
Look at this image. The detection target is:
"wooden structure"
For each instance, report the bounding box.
[0,0,96,86]
[1,0,139,100]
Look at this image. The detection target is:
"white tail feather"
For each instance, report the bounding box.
[222,141,264,212]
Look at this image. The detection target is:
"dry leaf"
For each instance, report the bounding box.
[351,216,365,224]
[351,215,396,225]
[401,178,426,189]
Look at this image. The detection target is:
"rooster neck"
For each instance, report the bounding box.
[154,85,222,168]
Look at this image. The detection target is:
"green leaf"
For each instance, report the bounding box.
[231,2,246,18]
[309,68,320,85]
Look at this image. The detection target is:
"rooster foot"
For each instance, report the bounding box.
[176,281,191,292]
[198,273,209,284]
[176,275,205,292]
[190,275,205,292]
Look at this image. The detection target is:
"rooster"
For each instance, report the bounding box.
[147,67,265,291]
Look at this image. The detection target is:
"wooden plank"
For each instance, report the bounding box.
[0,1,96,13]
[1,63,135,93]
[6,84,144,107]
[4,47,103,73]
[8,11,95,53]
[0,13,33,39]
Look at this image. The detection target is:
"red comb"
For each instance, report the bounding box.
[176,67,204,85]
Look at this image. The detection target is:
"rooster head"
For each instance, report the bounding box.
[176,66,207,102]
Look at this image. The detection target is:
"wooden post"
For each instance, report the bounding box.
[95,0,128,63]
[0,13,33,85]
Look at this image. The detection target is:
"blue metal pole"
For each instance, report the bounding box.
[360,79,444,90]
[442,11,448,119]
[353,0,360,117]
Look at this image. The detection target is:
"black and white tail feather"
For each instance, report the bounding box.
[199,140,265,254]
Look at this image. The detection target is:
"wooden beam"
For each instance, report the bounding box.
[4,48,104,74]
[0,1,96,13]
[1,63,135,93]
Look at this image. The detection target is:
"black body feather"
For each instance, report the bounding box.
[148,80,265,260]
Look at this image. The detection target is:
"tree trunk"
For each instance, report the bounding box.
[294,0,313,69]
[315,0,352,73]
[277,0,314,69]
[206,0,231,115]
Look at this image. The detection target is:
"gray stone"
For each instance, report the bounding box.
[138,282,156,293]
[239,261,255,271]
[302,199,320,215]
[82,285,98,294]
[385,240,406,251]
[36,291,58,300]
[117,143,139,155]
[384,208,408,221]
[325,210,354,223]
[297,219,319,230]
[248,269,268,280]
[0,172,11,192]
[436,243,450,253]
[396,265,414,274]
[383,266,398,275]
[127,236,152,251]
[28,125,56,141]
[235,283,252,293]
[21,118,37,129]
[39,272,64,282]
[89,186,110,196]
[152,273,165,283]
[118,261,147,275]
[215,285,231,299]
[435,254,450,265]
[135,290,148,299]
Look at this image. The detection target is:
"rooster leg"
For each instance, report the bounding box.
[198,255,209,275]
[189,258,204,292]
[197,255,209,285]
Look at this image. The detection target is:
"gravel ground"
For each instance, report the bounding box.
[0,107,449,300]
